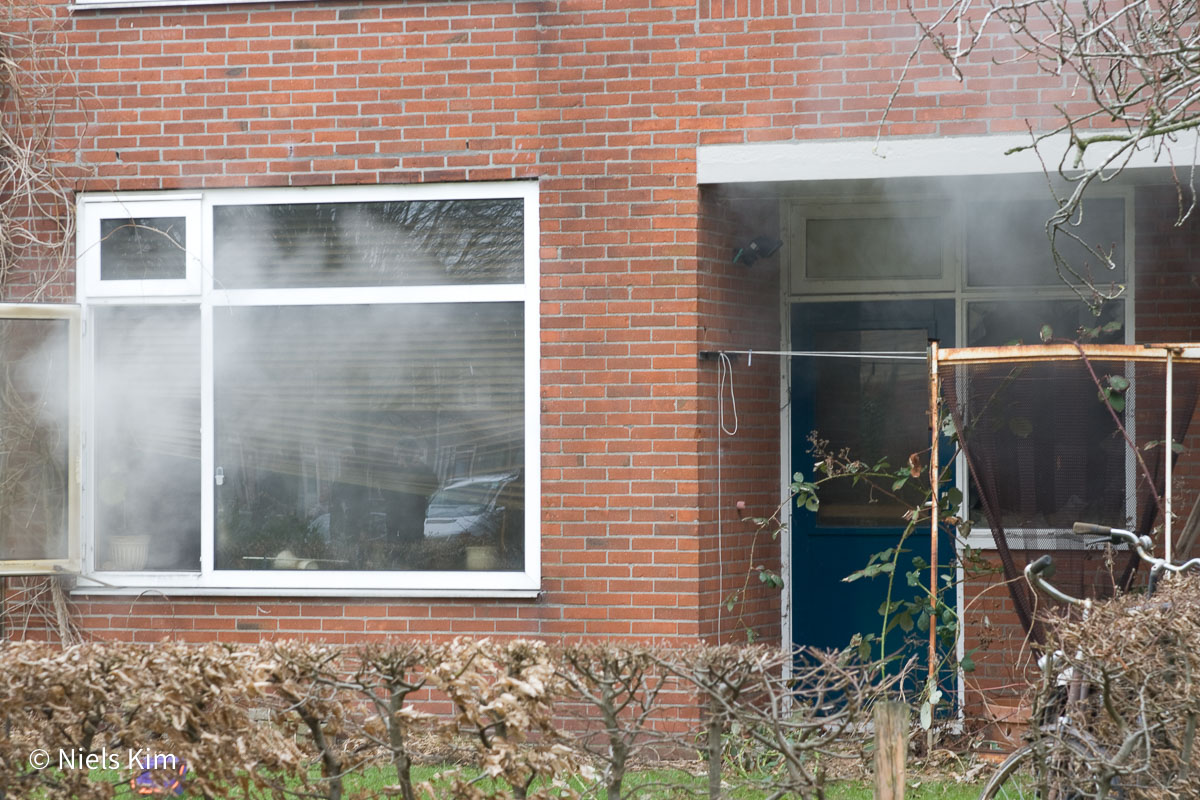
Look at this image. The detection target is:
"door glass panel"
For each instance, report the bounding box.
[94,306,201,570]
[812,328,930,527]
[0,318,70,561]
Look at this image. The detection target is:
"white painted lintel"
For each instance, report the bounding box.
[697,132,1199,185]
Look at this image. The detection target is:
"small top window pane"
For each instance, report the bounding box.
[100,217,188,281]
[213,199,525,289]
[966,197,1126,287]
[805,216,944,282]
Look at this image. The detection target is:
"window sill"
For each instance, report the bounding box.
[964,529,1123,552]
[70,582,542,599]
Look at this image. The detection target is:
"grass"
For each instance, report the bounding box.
[45,762,984,798]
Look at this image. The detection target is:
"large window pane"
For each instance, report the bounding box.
[966,197,1126,287]
[964,300,1126,530]
[214,303,524,572]
[0,319,70,562]
[212,199,524,289]
[94,306,201,570]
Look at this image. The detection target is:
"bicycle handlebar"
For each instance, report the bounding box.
[1026,521,1200,608]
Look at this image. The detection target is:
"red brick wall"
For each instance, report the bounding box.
[0,0,1183,650]
[695,187,782,643]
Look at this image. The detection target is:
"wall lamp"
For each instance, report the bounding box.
[732,235,782,267]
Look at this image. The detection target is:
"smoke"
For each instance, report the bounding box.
[94,306,201,571]
[211,199,524,289]
[0,317,70,561]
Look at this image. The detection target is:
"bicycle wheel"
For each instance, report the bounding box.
[979,743,1043,800]
[979,740,1121,800]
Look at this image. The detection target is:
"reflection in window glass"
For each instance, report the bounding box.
[94,306,201,570]
[212,199,524,288]
[0,319,69,561]
[214,303,524,572]
[100,217,187,281]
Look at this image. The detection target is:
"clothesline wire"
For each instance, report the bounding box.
[703,349,927,362]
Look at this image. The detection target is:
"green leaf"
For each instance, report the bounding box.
[919,699,933,730]
[940,415,957,438]
[944,488,963,507]
[895,609,914,632]
[878,599,904,616]
[1108,394,1126,413]
[906,569,922,588]
[960,655,976,672]
[1007,416,1033,438]
[1039,324,1054,343]
[892,477,908,491]
[1108,374,1130,392]
[803,495,819,512]
[1101,320,1123,333]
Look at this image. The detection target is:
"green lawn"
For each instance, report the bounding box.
[38,763,983,798]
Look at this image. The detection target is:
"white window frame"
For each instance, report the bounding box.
[78,196,203,299]
[789,200,957,294]
[75,181,541,597]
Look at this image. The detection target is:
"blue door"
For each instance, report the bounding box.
[791,300,955,660]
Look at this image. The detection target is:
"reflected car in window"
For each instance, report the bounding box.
[423,472,522,540]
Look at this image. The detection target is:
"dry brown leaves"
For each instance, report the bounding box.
[1032,573,1200,800]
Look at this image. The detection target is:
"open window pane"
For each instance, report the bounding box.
[94,306,201,571]
[0,317,72,564]
[214,302,525,572]
[212,198,525,289]
[99,217,188,281]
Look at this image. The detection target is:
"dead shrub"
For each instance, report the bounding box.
[1031,573,1200,800]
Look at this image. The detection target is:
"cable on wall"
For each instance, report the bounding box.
[715,351,739,639]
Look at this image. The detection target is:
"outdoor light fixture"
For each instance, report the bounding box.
[732,235,782,267]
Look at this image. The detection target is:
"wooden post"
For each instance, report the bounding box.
[874,701,909,800]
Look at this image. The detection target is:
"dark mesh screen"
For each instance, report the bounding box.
[940,355,1199,642]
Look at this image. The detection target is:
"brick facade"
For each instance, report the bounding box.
[3,0,1199,715]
